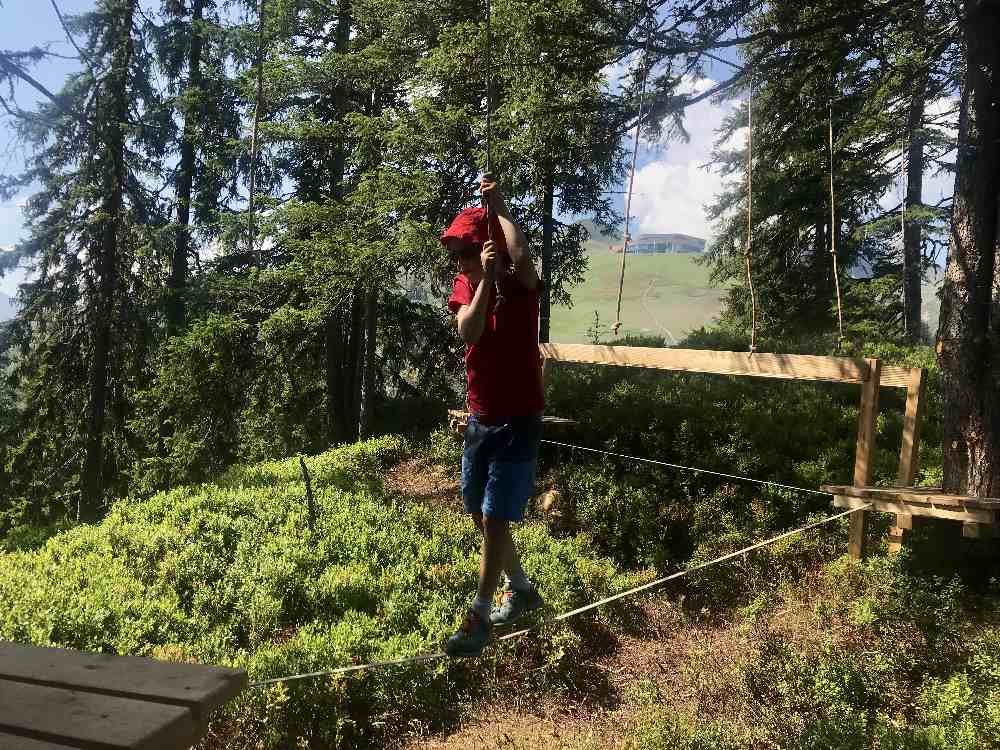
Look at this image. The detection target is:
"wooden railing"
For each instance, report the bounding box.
[539,343,928,558]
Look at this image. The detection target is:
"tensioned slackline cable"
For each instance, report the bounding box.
[248,504,864,689]
[541,439,832,497]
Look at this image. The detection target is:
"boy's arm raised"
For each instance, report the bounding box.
[482,176,539,290]
[456,243,498,344]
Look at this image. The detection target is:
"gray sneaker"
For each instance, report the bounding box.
[445,609,492,658]
[491,585,544,626]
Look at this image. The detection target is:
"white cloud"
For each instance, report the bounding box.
[625,89,738,240]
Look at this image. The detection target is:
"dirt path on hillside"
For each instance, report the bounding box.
[384,459,822,750]
[639,274,678,345]
[389,595,763,750]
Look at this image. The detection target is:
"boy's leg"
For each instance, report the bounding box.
[476,515,510,604]
[446,420,496,658]
[484,416,544,625]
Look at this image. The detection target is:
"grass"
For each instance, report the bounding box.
[551,249,726,344]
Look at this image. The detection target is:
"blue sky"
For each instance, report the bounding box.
[0,0,91,296]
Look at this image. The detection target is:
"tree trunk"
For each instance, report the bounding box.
[902,0,927,343]
[322,0,351,445]
[325,311,347,445]
[346,290,365,440]
[167,0,205,336]
[936,0,1000,497]
[539,169,554,343]
[80,0,136,521]
[246,0,267,255]
[359,286,379,439]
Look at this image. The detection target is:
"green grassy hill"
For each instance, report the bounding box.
[551,247,725,344]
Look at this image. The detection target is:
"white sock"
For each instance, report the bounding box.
[472,597,492,618]
[505,570,532,591]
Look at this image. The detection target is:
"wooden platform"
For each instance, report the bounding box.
[0,641,246,750]
[822,485,1000,542]
[447,409,577,433]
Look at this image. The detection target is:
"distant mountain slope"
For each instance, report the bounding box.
[551,249,725,344]
[0,294,15,322]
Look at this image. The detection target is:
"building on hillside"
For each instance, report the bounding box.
[612,233,705,254]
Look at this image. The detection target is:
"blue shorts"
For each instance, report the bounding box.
[461,414,542,522]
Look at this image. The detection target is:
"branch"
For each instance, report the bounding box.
[0,50,66,110]
[48,0,87,62]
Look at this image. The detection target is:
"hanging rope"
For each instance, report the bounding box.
[744,74,758,354]
[484,0,503,311]
[612,24,653,337]
[828,103,845,349]
[899,136,908,335]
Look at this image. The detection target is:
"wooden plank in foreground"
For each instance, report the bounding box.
[0,642,246,723]
[0,732,82,750]
[539,343,872,384]
[0,680,196,750]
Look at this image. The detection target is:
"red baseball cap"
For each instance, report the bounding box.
[440,207,507,253]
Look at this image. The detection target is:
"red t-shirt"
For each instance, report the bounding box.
[448,273,545,419]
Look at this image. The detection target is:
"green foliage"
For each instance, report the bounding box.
[0,436,624,748]
[542,332,943,591]
[596,556,1000,750]
[128,314,254,495]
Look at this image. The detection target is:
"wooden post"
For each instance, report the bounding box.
[889,367,926,553]
[849,358,882,559]
[887,512,912,554]
[896,368,926,486]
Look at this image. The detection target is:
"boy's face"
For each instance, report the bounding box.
[447,238,508,281]
[448,238,483,279]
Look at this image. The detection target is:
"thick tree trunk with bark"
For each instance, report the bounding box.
[167,0,205,336]
[902,0,927,343]
[81,0,136,521]
[540,169,554,343]
[936,0,1000,497]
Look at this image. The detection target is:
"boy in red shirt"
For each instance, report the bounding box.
[442,175,545,657]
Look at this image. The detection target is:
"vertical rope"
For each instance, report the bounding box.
[613,31,652,337]
[828,103,845,348]
[484,0,502,311]
[899,137,907,334]
[744,75,758,354]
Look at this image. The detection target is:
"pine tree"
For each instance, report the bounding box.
[2,0,169,520]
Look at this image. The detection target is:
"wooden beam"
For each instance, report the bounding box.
[538,343,873,384]
[896,368,926,486]
[0,680,196,750]
[0,642,246,723]
[820,485,1000,509]
[833,495,996,524]
[879,365,923,389]
[848,358,882,559]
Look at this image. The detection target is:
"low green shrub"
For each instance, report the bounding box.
[0,435,625,749]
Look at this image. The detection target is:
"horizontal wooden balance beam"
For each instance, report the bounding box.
[822,485,1000,526]
[538,343,918,388]
[0,641,246,750]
